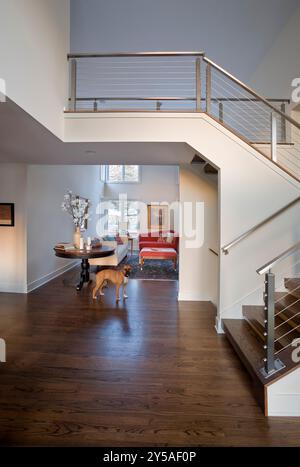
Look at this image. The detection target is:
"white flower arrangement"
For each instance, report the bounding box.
[61,191,91,230]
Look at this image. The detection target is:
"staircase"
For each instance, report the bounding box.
[67,51,300,182]
[244,278,300,351]
[191,153,218,175]
[65,50,300,415]
[223,266,300,415]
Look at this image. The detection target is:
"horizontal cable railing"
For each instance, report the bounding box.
[67,51,300,181]
[68,52,203,112]
[202,56,300,181]
[256,242,300,378]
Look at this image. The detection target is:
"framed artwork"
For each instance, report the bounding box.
[147,204,169,231]
[0,203,15,227]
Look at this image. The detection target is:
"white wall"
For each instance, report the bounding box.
[0,164,27,293]
[0,0,70,139]
[179,165,218,303]
[64,112,300,322]
[0,163,103,293]
[27,165,100,291]
[71,0,299,84]
[267,366,300,416]
[103,165,179,202]
[250,4,300,99]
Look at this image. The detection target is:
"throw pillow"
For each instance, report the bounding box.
[115,234,124,245]
[102,234,123,245]
[103,235,116,241]
[166,233,174,243]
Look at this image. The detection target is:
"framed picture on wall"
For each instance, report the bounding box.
[147,204,169,232]
[0,203,15,227]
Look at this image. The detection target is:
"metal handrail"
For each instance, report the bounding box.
[222,197,300,255]
[73,96,196,102]
[68,51,205,59]
[257,241,300,275]
[71,96,290,103]
[203,56,300,130]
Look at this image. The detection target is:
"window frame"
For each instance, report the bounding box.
[105,165,140,184]
[105,199,140,236]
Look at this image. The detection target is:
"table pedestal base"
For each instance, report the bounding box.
[76,259,90,291]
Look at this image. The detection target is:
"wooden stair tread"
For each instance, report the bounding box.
[242,305,265,341]
[191,154,206,164]
[223,318,300,387]
[223,319,265,382]
[243,304,300,350]
[223,278,300,414]
[284,278,300,299]
[275,292,300,332]
[223,318,300,415]
[275,291,300,308]
[204,163,218,174]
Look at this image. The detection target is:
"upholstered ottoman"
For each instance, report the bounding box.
[139,247,178,270]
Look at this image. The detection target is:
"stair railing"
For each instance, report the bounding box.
[201,56,300,181]
[256,241,300,377]
[68,51,205,113]
[221,196,300,255]
[67,51,300,181]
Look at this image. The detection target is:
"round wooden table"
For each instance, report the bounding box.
[54,246,115,291]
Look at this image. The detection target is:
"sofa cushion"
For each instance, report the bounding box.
[139,240,177,251]
[101,240,118,249]
[140,247,177,259]
[103,235,116,241]
[89,241,128,267]
[139,231,179,253]
[115,234,124,245]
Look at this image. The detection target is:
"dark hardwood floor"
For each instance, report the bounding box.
[1,271,300,447]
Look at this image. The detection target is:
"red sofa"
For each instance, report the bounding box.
[138,230,179,252]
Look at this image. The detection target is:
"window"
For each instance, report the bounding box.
[126,201,139,235]
[106,200,140,235]
[106,165,140,183]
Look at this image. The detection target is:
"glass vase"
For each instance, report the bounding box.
[73,226,81,249]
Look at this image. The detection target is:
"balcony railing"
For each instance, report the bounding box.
[67,51,300,181]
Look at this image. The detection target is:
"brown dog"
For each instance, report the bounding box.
[92,265,132,302]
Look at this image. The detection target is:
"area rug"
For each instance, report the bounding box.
[120,254,178,280]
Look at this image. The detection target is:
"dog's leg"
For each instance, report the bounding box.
[123,283,128,299]
[99,281,105,296]
[92,281,100,300]
[115,284,121,302]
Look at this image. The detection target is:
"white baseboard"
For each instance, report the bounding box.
[27,261,79,293]
[0,282,27,294]
[178,291,210,301]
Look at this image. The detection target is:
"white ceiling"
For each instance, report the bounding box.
[0,98,190,164]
